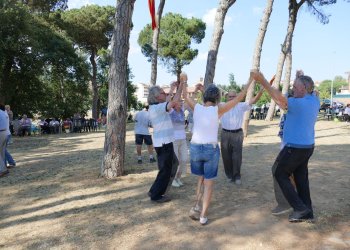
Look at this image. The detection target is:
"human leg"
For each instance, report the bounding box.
[199,145,219,224]
[271,148,291,213]
[274,147,311,213]
[172,139,188,185]
[135,134,143,163]
[149,143,174,201]
[220,131,234,180]
[144,135,155,162]
[231,130,244,183]
[293,148,314,215]
[0,131,8,175]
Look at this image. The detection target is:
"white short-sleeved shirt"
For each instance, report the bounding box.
[149,102,174,147]
[191,104,219,144]
[220,102,251,130]
[134,110,150,135]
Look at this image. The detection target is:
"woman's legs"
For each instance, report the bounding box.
[200,179,214,219]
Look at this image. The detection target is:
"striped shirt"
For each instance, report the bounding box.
[149,102,174,147]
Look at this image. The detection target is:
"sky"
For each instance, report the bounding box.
[68,0,350,86]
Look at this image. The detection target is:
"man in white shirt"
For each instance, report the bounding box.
[147,82,182,203]
[220,89,264,185]
[134,106,155,164]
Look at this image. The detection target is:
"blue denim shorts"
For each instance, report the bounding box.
[190,143,220,179]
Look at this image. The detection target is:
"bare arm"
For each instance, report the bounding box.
[182,83,196,111]
[250,70,287,110]
[249,88,264,105]
[166,81,177,102]
[173,81,183,102]
[249,75,275,105]
[218,76,252,117]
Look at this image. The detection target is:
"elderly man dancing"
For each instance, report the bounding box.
[251,70,320,222]
[147,81,182,203]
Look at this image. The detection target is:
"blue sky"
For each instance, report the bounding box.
[68,0,350,86]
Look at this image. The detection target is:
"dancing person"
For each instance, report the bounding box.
[134,106,156,164]
[220,81,268,185]
[147,81,182,203]
[170,73,189,187]
[251,70,319,222]
[183,78,252,225]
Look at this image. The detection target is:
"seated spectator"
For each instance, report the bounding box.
[63,118,72,133]
[38,118,50,134]
[344,104,350,123]
[19,114,32,136]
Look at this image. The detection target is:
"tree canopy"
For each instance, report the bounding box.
[0,2,90,117]
[56,4,115,119]
[138,12,206,80]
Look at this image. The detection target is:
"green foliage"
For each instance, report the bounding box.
[97,49,138,110]
[0,2,90,118]
[217,73,242,93]
[138,12,206,77]
[316,76,348,99]
[58,5,115,53]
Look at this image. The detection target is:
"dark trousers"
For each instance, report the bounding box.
[274,146,314,213]
[272,151,291,208]
[149,142,178,200]
[220,129,243,180]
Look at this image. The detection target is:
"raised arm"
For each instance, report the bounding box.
[166,81,177,102]
[249,75,275,105]
[182,83,196,111]
[218,77,252,117]
[250,70,287,110]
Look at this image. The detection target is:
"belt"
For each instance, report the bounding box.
[222,128,242,133]
[0,129,6,132]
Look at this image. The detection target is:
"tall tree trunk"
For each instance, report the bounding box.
[90,49,98,119]
[0,57,13,103]
[242,0,274,137]
[265,0,301,120]
[280,50,292,117]
[150,0,166,86]
[101,0,135,179]
[282,50,292,96]
[204,0,236,89]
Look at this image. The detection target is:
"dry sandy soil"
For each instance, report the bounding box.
[0,118,349,250]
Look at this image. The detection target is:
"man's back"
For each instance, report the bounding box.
[134,110,150,135]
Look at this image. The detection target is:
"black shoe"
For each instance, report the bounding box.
[152,195,171,203]
[150,158,156,163]
[137,159,142,164]
[288,209,312,222]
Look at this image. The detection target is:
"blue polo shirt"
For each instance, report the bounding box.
[283,94,320,148]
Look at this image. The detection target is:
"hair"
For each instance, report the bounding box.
[0,104,4,111]
[294,70,314,94]
[148,86,162,105]
[203,84,221,104]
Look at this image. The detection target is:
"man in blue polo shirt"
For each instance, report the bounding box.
[251,70,320,223]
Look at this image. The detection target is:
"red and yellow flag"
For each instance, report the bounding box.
[148,0,157,30]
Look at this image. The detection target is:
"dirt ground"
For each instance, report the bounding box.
[0,118,349,250]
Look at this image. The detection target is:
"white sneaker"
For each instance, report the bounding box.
[172,179,181,187]
[199,216,208,225]
[177,179,184,186]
